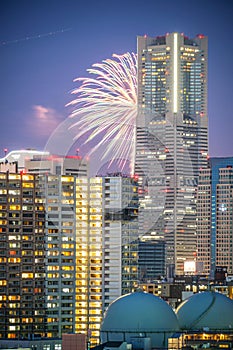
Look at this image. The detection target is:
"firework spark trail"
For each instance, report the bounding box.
[67,52,137,173]
[1,28,71,46]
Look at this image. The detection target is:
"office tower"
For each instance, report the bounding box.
[197,157,233,277]
[138,237,166,282]
[135,32,208,276]
[75,174,138,345]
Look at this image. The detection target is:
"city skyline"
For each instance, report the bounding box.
[1,0,233,167]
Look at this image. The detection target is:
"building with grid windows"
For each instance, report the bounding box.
[138,237,165,281]
[0,173,79,339]
[0,172,138,343]
[135,32,208,276]
[0,172,47,339]
[75,174,138,345]
[25,154,88,177]
[197,157,233,277]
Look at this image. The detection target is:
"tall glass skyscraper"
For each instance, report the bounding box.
[197,157,233,277]
[135,32,208,276]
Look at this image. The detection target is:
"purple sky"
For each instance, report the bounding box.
[1,0,233,161]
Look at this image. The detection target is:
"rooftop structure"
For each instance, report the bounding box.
[99,291,233,350]
[100,291,179,348]
[0,149,50,171]
[176,291,233,331]
[25,154,89,177]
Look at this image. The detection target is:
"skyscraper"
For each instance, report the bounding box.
[135,33,208,276]
[197,157,233,277]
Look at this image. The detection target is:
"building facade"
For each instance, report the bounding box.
[0,172,138,342]
[0,173,78,339]
[135,32,208,275]
[0,172,47,339]
[197,157,233,277]
[138,237,165,282]
[0,149,50,171]
[25,154,88,177]
[75,175,138,345]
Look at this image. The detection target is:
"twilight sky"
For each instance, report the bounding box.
[1,0,233,163]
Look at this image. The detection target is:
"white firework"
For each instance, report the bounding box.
[67,52,137,173]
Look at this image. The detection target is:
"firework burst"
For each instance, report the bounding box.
[67,52,137,173]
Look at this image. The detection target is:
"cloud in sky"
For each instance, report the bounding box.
[28,104,63,138]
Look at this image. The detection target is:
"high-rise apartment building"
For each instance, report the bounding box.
[135,32,208,276]
[197,157,233,277]
[75,174,138,345]
[0,172,47,339]
[44,174,77,337]
[0,173,79,339]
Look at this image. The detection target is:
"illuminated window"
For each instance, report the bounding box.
[61,266,74,271]
[8,258,21,263]
[22,182,34,188]
[9,174,21,180]
[55,345,62,350]
[61,176,74,183]
[22,175,34,181]
[47,266,59,271]
[22,273,33,278]
[8,295,20,301]
[9,205,21,210]
[62,199,74,204]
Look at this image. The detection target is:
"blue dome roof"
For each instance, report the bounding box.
[100,291,179,348]
[101,291,179,332]
[176,291,233,330]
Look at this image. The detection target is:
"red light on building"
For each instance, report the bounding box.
[65,155,81,159]
[197,34,205,39]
